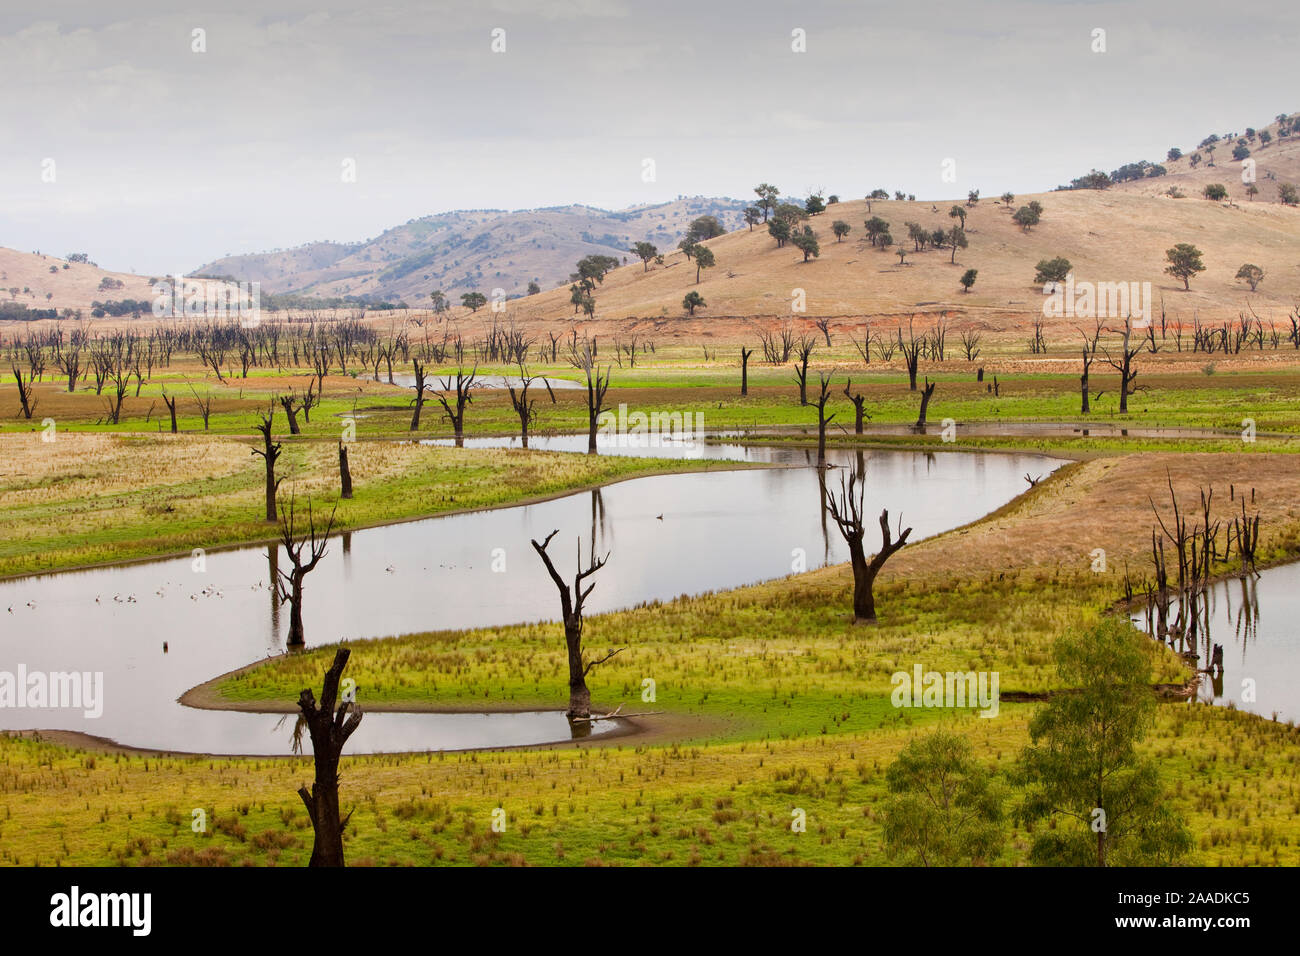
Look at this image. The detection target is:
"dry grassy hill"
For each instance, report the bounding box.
[194,198,749,303]
[0,249,157,315]
[501,187,1300,337]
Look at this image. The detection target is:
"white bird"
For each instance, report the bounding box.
[25,601,36,609]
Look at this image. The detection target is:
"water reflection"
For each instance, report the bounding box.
[0,444,1064,753]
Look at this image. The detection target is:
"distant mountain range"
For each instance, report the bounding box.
[192,198,750,305]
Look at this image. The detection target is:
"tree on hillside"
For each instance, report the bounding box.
[744,207,761,231]
[677,238,698,261]
[868,188,889,200]
[865,217,891,247]
[754,183,779,221]
[686,215,725,242]
[1235,263,1264,291]
[1166,148,1182,161]
[1034,257,1072,292]
[883,730,1006,867]
[967,189,980,206]
[577,254,619,285]
[822,465,912,623]
[1016,619,1192,866]
[832,220,850,242]
[768,218,791,248]
[1203,183,1228,201]
[949,204,967,229]
[960,268,978,293]
[1000,191,1015,206]
[460,291,487,312]
[630,241,659,272]
[693,245,715,283]
[1164,243,1205,290]
[682,290,706,315]
[1279,183,1299,206]
[526,280,541,295]
[792,226,820,262]
[944,226,968,264]
[1013,205,1040,231]
[805,193,826,216]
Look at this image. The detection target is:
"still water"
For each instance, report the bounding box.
[0,443,1062,754]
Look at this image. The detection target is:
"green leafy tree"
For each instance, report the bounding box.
[1166,148,1182,161]
[576,254,619,285]
[868,188,889,200]
[1016,619,1193,867]
[773,202,807,224]
[882,730,1007,867]
[1203,183,1228,201]
[1000,191,1015,206]
[526,280,541,295]
[960,268,978,293]
[944,226,968,263]
[768,218,791,248]
[677,238,698,261]
[693,244,715,282]
[744,207,761,231]
[460,291,487,312]
[1164,243,1205,290]
[967,189,980,205]
[791,226,820,262]
[1013,205,1040,231]
[682,290,705,315]
[831,220,850,242]
[864,216,890,247]
[630,241,659,271]
[1235,263,1264,291]
[754,183,779,221]
[1034,257,1072,290]
[1279,183,1299,206]
[686,215,725,242]
[805,193,826,215]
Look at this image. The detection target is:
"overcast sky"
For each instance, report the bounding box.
[1,0,1296,275]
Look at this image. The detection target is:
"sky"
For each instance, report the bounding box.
[1,0,1297,275]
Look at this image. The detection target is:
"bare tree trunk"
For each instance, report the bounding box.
[338,441,353,499]
[915,377,936,428]
[296,647,362,867]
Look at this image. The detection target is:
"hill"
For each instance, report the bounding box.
[192,198,750,304]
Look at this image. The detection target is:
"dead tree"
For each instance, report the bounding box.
[914,377,937,429]
[187,383,213,430]
[823,468,912,623]
[793,335,816,405]
[530,530,620,718]
[409,358,429,431]
[1102,316,1142,413]
[814,371,836,467]
[161,389,178,433]
[295,647,362,867]
[843,378,868,434]
[507,365,540,448]
[815,317,832,347]
[740,346,754,396]
[338,441,353,499]
[1076,322,1101,415]
[278,392,302,435]
[898,318,921,390]
[10,363,36,419]
[571,338,611,454]
[275,494,336,646]
[251,405,284,522]
[435,366,479,446]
